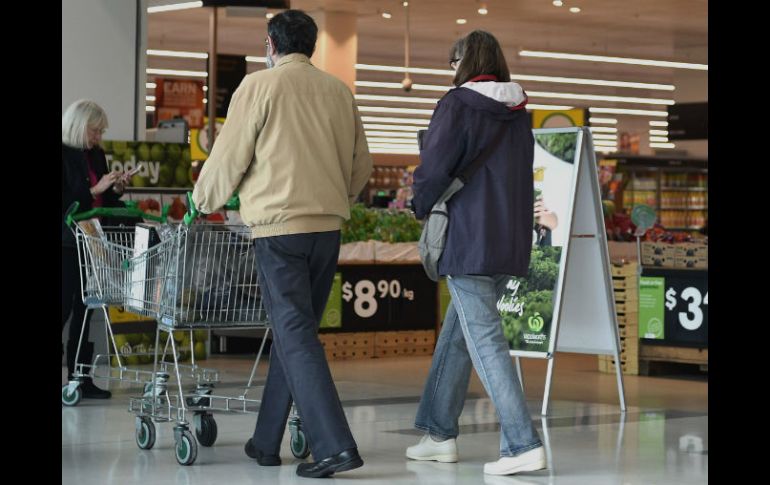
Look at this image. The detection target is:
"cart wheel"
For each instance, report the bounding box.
[61,384,82,407]
[175,429,198,466]
[290,428,310,459]
[195,414,218,447]
[136,417,156,450]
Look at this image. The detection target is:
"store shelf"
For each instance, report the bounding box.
[660,207,708,210]
[660,187,708,191]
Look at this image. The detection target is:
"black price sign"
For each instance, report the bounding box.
[339,265,436,332]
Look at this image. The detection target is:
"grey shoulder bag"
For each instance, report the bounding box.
[417,124,507,281]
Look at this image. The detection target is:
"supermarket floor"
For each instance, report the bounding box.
[62,352,708,485]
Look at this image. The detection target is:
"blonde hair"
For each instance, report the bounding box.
[61,99,109,149]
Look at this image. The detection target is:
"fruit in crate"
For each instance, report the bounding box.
[169,197,187,220]
[137,199,161,214]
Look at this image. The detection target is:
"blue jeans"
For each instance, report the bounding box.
[415,274,542,457]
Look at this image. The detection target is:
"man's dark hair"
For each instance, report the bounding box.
[267,9,318,58]
[451,30,511,87]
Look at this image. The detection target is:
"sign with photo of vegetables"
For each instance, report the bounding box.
[499,130,580,354]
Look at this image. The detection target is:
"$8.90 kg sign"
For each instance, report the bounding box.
[342,279,414,318]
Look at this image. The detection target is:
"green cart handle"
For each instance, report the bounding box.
[184,192,240,226]
[66,201,169,227]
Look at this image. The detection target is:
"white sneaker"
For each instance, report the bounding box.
[406,434,458,463]
[483,447,546,475]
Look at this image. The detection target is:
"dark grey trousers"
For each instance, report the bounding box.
[250,230,357,460]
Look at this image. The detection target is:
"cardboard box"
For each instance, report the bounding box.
[675,256,708,269]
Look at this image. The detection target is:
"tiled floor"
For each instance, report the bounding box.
[62,352,707,484]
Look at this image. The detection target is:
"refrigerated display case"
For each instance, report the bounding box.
[602,155,707,232]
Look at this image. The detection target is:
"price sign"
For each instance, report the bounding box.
[339,265,436,331]
[642,268,708,347]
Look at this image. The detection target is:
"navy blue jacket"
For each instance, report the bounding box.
[412,86,534,277]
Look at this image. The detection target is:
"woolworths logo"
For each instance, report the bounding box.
[528,312,545,332]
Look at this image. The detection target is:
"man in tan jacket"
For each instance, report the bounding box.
[193,9,372,479]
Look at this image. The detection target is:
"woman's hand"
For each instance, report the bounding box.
[111,170,133,194]
[534,196,558,231]
[90,171,119,197]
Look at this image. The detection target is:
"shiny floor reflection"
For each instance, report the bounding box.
[62,354,707,484]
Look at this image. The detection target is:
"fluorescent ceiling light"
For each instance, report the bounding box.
[527,104,575,110]
[529,91,674,106]
[146,82,157,89]
[356,64,675,91]
[266,13,274,19]
[369,148,420,154]
[148,1,202,14]
[649,130,669,136]
[592,134,618,141]
[553,1,563,6]
[649,120,669,126]
[382,12,392,19]
[570,7,581,13]
[520,50,708,71]
[355,81,450,92]
[358,106,434,115]
[589,117,618,125]
[650,136,670,142]
[363,124,424,131]
[650,143,676,149]
[513,74,674,91]
[146,106,156,112]
[366,131,419,138]
[367,138,419,145]
[356,94,439,104]
[456,19,467,24]
[146,96,156,102]
[361,116,430,125]
[246,56,267,63]
[147,68,207,78]
[589,107,668,117]
[590,127,618,133]
[147,49,208,59]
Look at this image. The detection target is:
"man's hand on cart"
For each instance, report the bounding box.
[185,192,239,225]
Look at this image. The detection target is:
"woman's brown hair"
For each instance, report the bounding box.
[451,30,511,87]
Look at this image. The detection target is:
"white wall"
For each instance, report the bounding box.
[62,0,145,140]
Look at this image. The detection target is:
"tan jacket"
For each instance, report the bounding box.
[193,54,373,238]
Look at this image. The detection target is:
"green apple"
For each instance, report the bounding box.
[137,143,151,161]
[166,144,182,163]
[175,165,189,187]
[158,165,174,187]
[150,143,166,161]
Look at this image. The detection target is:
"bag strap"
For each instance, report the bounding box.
[457,122,508,183]
[429,122,509,208]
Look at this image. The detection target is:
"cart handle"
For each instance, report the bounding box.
[66,201,169,226]
[183,192,240,226]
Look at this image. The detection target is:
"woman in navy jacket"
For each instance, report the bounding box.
[62,100,130,399]
[406,31,546,476]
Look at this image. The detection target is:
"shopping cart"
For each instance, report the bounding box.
[126,194,309,466]
[62,201,219,407]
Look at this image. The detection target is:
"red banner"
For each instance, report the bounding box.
[154,78,204,128]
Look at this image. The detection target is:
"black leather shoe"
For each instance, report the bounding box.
[296,448,363,478]
[245,438,281,466]
[80,378,111,399]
